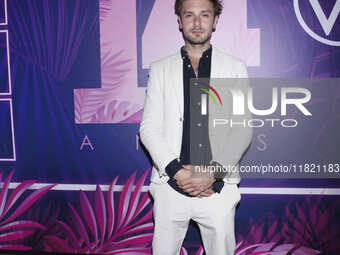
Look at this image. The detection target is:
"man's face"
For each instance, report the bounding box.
[178,0,218,45]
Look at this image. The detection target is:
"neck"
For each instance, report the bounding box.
[184,41,211,59]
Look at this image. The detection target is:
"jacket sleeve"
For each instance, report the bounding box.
[139,63,179,177]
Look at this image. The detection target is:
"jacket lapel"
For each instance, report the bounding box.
[172,50,184,119]
[211,45,220,78]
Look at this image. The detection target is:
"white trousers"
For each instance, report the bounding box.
[148,182,241,255]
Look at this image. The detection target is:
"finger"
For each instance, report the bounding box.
[183,165,192,170]
[198,188,214,196]
[182,187,196,193]
[175,177,191,184]
[198,190,214,197]
[177,179,192,186]
[179,183,196,190]
[189,189,203,196]
[181,185,200,192]
[199,193,212,197]
[206,189,215,195]
[198,193,207,197]
[190,191,201,196]
[180,181,209,191]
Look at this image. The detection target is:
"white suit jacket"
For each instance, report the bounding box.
[139,46,253,184]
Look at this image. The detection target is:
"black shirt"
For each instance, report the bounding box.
[165,45,224,197]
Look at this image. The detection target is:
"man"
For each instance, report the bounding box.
[139,0,253,254]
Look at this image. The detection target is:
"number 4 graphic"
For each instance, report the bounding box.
[74,0,260,124]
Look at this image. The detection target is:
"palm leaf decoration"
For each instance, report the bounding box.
[282,196,340,254]
[74,44,133,124]
[9,0,97,81]
[43,169,153,254]
[237,212,282,245]
[180,242,320,255]
[0,171,55,250]
[99,0,113,24]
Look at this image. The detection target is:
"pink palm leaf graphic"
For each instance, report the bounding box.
[237,212,282,245]
[99,0,113,24]
[43,169,153,254]
[74,43,135,124]
[282,196,340,254]
[180,208,322,255]
[22,203,61,251]
[0,171,55,250]
[180,242,320,255]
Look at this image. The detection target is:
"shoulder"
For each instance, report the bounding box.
[213,46,246,68]
[149,52,181,71]
[212,46,248,77]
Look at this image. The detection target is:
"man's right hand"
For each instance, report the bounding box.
[174,165,215,197]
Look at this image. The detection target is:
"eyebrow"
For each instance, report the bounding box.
[183,10,213,15]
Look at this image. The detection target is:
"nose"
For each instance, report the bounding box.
[194,16,201,27]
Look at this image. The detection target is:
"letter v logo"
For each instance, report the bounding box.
[294,0,340,46]
[310,0,340,36]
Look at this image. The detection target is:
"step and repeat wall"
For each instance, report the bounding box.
[0,0,339,253]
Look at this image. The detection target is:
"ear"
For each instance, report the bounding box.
[177,16,183,31]
[212,15,219,32]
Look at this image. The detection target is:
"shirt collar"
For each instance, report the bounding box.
[180,44,212,59]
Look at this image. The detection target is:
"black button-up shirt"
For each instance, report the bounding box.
[165,45,224,197]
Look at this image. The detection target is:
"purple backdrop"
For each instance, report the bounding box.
[0,0,339,254]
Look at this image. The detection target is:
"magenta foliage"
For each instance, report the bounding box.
[282,196,340,254]
[235,241,320,255]
[0,171,56,250]
[43,169,153,254]
[237,212,282,245]
[180,241,320,255]
[22,203,61,250]
[180,242,319,255]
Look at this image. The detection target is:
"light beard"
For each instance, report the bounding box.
[182,30,212,45]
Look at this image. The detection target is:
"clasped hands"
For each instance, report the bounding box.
[173,165,216,197]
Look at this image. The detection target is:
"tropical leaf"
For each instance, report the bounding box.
[74,44,133,124]
[90,100,142,123]
[0,244,31,250]
[1,184,56,225]
[94,185,106,244]
[182,242,320,255]
[21,203,62,250]
[0,171,55,249]
[180,246,189,255]
[74,87,116,124]
[282,196,340,254]
[195,246,204,255]
[101,48,131,88]
[99,0,113,24]
[9,0,97,81]
[0,221,45,232]
[43,169,153,253]
[237,212,282,245]
[42,235,75,253]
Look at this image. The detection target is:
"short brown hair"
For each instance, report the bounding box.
[175,0,223,17]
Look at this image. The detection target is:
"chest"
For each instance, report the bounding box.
[189,57,200,69]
